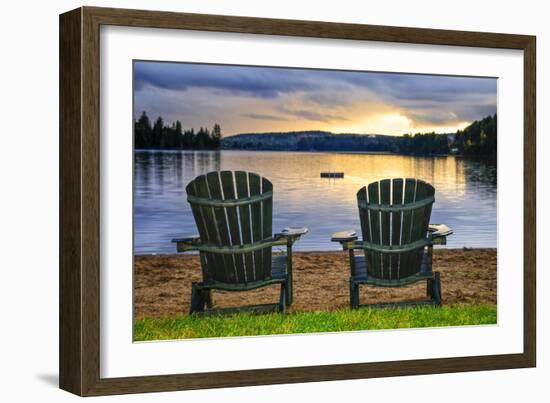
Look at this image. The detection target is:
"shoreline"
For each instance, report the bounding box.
[133,148,493,158]
[134,247,497,257]
[135,248,497,319]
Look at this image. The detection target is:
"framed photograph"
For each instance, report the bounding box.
[59,6,536,396]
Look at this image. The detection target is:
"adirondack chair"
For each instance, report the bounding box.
[172,171,307,315]
[331,178,453,309]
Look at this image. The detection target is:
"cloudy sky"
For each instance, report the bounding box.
[134,61,497,136]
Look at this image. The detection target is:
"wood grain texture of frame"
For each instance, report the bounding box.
[59,6,536,396]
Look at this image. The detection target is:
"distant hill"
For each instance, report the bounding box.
[221,130,403,153]
[133,110,496,157]
[222,114,497,157]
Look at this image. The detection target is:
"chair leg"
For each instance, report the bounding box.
[427,278,433,297]
[204,289,213,309]
[286,272,293,306]
[350,280,360,309]
[431,272,442,306]
[279,282,287,313]
[189,282,205,314]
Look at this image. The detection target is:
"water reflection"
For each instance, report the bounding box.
[134,150,497,254]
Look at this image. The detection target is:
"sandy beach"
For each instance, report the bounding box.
[134,248,496,319]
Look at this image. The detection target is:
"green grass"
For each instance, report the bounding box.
[134,304,497,341]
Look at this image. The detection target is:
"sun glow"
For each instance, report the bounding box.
[329,112,471,136]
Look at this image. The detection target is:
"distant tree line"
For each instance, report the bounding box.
[295,133,399,152]
[296,134,404,152]
[222,131,405,153]
[221,115,496,156]
[396,114,497,157]
[451,114,497,157]
[133,111,496,156]
[134,111,222,150]
[397,132,450,155]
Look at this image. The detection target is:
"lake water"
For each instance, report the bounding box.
[134,150,497,254]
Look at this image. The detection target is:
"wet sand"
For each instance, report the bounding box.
[134,249,496,319]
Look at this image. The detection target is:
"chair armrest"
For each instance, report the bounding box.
[429,224,453,245]
[331,230,358,250]
[171,235,201,252]
[190,237,288,254]
[275,227,309,244]
[331,230,358,242]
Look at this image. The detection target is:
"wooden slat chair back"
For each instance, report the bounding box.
[357,178,435,282]
[186,170,274,285]
[333,178,450,308]
[176,171,307,314]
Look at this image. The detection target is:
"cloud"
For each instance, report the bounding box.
[406,110,460,126]
[395,95,496,126]
[135,61,496,109]
[275,105,350,123]
[342,72,496,101]
[303,90,359,107]
[135,62,318,98]
[241,113,288,121]
[134,61,497,134]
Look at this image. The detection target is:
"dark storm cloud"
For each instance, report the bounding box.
[134,62,319,98]
[341,72,496,102]
[135,62,496,104]
[135,61,495,105]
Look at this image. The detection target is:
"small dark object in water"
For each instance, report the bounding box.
[320,172,344,178]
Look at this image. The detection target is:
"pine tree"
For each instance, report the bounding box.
[134,111,152,148]
[152,117,164,148]
[133,111,222,150]
[211,123,222,149]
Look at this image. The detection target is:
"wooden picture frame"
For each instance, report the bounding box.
[59,6,536,396]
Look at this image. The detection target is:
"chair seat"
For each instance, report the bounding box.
[200,254,287,291]
[353,252,433,287]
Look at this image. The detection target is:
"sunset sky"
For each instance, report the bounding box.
[134,61,497,136]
